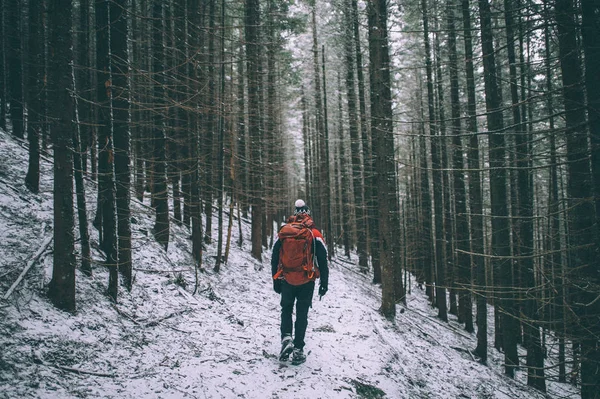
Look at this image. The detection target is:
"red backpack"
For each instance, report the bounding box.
[273,216,320,285]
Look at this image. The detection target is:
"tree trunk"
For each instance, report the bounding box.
[344,0,369,273]
[556,0,599,396]
[446,0,472,332]
[245,0,263,261]
[463,0,485,364]
[203,0,216,245]
[77,0,91,176]
[7,0,23,139]
[111,0,132,290]
[420,0,446,318]
[367,0,399,319]
[478,0,517,377]
[580,1,600,393]
[337,74,352,258]
[0,1,6,131]
[215,0,227,272]
[152,1,170,251]
[48,0,76,312]
[96,0,118,301]
[25,0,42,193]
[321,45,334,259]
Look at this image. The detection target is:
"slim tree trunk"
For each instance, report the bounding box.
[504,0,545,389]
[478,0,517,377]
[7,0,23,139]
[463,0,486,364]
[367,0,399,319]
[111,0,132,290]
[0,2,6,131]
[26,0,42,193]
[351,0,376,277]
[96,0,118,301]
[337,74,352,258]
[203,0,216,244]
[215,0,226,272]
[420,0,446,319]
[246,0,263,261]
[321,45,334,259]
[417,75,434,304]
[344,1,369,273]
[152,1,170,251]
[446,0,472,332]
[236,30,248,218]
[73,119,92,276]
[77,0,91,176]
[72,2,92,276]
[580,2,600,393]
[556,0,599,396]
[48,0,76,312]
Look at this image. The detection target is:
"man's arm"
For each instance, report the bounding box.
[313,233,328,288]
[271,239,282,278]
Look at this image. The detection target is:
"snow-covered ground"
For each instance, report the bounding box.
[0,129,579,398]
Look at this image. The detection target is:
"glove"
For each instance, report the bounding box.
[273,279,282,294]
[318,284,328,297]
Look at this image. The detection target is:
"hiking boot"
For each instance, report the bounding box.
[279,335,294,361]
[291,348,306,365]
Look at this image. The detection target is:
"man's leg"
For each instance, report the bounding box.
[280,281,295,339]
[293,281,315,349]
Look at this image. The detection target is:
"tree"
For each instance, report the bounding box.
[47,0,76,312]
[461,0,487,363]
[478,0,518,376]
[0,1,6,131]
[421,0,447,322]
[343,0,369,273]
[7,0,23,139]
[95,0,118,301]
[580,3,600,393]
[152,0,170,251]
[25,0,43,193]
[246,0,263,261]
[367,0,399,319]
[111,0,133,289]
[446,0,472,332]
[556,0,600,395]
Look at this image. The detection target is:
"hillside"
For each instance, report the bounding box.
[0,128,579,399]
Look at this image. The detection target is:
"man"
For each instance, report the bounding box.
[271,199,329,365]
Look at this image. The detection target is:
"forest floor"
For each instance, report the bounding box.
[0,128,580,398]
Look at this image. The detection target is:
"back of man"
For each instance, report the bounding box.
[271,200,329,365]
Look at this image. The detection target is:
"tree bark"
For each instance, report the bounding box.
[367,0,399,319]
[556,0,599,396]
[48,0,76,312]
[25,0,42,193]
[7,0,23,139]
[0,1,6,131]
[152,1,170,251]
[446,0,472,332]
[463,0,486,364]
[96,0,118,301]
[111,0,132,290]
[478,0,517,377]
[344,0,369,273]
[245,0,263,261]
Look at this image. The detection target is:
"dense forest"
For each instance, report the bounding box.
[0,0,598,397]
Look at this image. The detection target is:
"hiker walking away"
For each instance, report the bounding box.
[271,199,329,365]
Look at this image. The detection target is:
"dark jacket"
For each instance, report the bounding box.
[271,215,329,288]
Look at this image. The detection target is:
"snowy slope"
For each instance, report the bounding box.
[0,128,579,399]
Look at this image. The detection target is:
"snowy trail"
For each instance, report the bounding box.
[0,128,579,399]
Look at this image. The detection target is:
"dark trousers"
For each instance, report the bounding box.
[280,280,315,349]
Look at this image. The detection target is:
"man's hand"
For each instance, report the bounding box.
[318,284,328,297]
[273,279,282,294]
